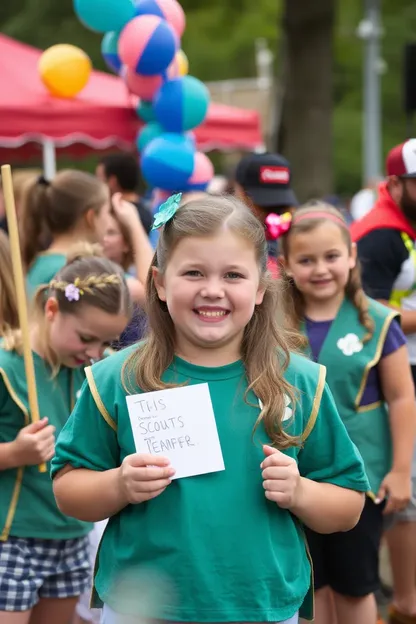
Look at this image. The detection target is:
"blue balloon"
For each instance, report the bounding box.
[136,122,164,153]
[141,133,195,191]
[101,32,122,74]
[154,76,210,133]
[136,100,156,123]
[74,0,135,33]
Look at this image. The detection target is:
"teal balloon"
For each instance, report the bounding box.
[137,122,164,153]
[74,0,135,33]
[154,76,210,133]
[101,32,122,74]
[136,100,156,123]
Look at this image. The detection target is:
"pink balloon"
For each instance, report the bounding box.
[188,152,214,188]
[122,60,178,100]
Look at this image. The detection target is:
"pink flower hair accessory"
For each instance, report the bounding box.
[265,212,292,241]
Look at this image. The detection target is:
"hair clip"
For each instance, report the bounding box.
[49,275,121,302]
[265,212,292,241]
[151,193,182,232]
[37,175,50,187]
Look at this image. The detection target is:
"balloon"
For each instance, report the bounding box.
[141,133,195,190]
[136,100,156,123]
[175,49,188,76]
[39,44,92,98]
[73,0,135,33]
[134,0,185,38]
[101,32,122,74]
[154,76,210,133]
[184,152,214,192]
[118,15,178,76]
[122,56,178,100]
[137,122,164,152]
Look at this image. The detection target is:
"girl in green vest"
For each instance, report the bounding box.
[0,248,131,624]
[20,170,111,297]
[52,194,369,624]
[278,202,416,624]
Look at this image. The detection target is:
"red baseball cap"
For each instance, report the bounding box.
[386,139,416,177]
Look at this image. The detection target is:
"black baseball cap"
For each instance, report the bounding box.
[235,152,298,209]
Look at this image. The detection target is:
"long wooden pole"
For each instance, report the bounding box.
[1,165,46,473]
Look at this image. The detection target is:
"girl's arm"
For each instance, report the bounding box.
[377,344,416,512]
[53,453,175,522]
[262,445,364,533]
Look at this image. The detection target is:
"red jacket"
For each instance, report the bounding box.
[350,182,416,242]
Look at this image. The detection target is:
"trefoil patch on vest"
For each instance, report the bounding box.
[336,333,363,356]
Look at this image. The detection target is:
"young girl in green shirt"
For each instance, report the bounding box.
[0,248,131,624]
[52,194,369,624]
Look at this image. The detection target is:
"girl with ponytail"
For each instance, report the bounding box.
[279,201,416,624]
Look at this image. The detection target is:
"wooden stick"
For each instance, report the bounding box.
[1,165,46,473]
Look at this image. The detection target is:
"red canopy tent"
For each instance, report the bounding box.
[0,34,263,173]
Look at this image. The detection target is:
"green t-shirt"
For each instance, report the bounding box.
[51,347,369,622]
[26,253,66,298]
[0,346,91,540]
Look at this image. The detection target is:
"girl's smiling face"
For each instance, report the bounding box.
[284,221,356,306]
[153,229,265,364]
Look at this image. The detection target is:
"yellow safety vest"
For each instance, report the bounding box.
[389,233,416,307]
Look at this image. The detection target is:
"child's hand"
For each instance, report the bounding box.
[261,445,301,509]
[111,192,142,230]
[12,417,55,466]
[376,469,412,514]
[119,453,175,505]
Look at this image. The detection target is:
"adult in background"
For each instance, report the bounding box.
[96,153,153,235]
[234,152,298,277]
[351,139,416,624]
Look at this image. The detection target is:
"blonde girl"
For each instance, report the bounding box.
[0,248,131,624]
[52,194,368,624]
[278,202,416,624]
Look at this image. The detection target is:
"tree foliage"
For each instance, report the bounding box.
[2,0,416,195]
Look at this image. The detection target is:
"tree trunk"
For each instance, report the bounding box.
[277,0,336,203]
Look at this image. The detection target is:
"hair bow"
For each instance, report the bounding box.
[265,212,292,241]
[151,193,182,232]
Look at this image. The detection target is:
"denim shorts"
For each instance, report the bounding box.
[0,535,91,611]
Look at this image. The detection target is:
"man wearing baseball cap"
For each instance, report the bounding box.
[234,152,298,276]
[351,139,416,624]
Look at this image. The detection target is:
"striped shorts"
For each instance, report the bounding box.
[0,535,91,612]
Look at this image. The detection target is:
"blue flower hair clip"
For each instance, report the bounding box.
[151,193,182,232]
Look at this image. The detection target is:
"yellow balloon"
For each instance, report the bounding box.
[176,49,189,76]
[39,44,92,98]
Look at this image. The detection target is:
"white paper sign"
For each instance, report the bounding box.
[126,383,225,479]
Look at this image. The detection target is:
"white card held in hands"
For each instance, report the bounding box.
[126,383,225,480]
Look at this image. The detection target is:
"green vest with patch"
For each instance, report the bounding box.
[303,297,398,495]
[0,346,91,540]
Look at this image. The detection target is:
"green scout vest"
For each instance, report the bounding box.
[303,297,397,495]
[26,252,67,298]
[0,347,91,540]
[83,346,334,621]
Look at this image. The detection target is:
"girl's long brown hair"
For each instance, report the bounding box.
[280,201,374,342]
[0,231,19,335]
[123,194,303,449]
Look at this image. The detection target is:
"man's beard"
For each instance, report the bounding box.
[400,183,416,225]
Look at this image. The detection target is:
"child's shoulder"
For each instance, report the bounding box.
[285,351,326,389]
[88,343,140,385]
[366,296,399,322]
